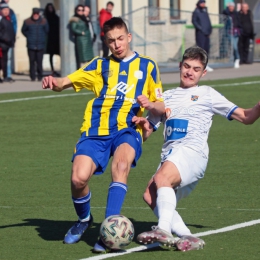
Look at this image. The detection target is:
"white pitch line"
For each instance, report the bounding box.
[211,81,260,88]
[79,219,260,260]
[0,92,93,103]
[0,81,259,104]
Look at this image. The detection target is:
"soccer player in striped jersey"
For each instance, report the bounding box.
[42,17,164,252]
[133,46,260,251]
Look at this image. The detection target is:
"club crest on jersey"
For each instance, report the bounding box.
[134,70,143,79]
[103,70,113,77]
[191,95,199,101]
[155,88,163,98]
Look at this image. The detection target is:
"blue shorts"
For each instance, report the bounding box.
[71,128,142,175]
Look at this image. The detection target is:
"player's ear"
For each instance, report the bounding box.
[128,33,132,43]
[179,62,182,69]
[201,68,207,77]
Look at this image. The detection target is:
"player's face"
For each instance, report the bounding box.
[179,59,207,88]
[105,27,132,59]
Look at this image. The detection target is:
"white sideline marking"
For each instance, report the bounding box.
[211,81,260,88]
[0,92,93,103]
[0,81,259,104]
[1,205,260,211]
[79,219,260,260]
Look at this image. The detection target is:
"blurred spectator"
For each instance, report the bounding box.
[2,0,16,82]
[0,2,15,83]
[238,2,255,64]
[44,3,60,76]
[84,5,96,44]
[192,0,213,71]
[223,2,242,68]
[70,4,94,69]
[99,1,114,57]
[21,8,49,81]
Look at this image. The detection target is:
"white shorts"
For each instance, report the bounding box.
[159,146,208,201]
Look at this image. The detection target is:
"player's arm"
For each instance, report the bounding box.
[132,116,153,141]
[230,102,260,124]
[42,76,73,92]
[137,95,165,116]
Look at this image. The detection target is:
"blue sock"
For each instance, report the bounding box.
[105,182,128,218]
[72,192,91,221]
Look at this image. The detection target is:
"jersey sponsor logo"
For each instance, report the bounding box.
[155,88,163,98]
[172,107,195,116]
[134,70,143,79]
[165,119,188,141]
[119,70,127,76]
[191,95,199,101]
[103,94,136,104]
[111,81,135,94]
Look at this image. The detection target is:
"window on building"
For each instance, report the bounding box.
[148,0,159,20]
[170,0,180,19]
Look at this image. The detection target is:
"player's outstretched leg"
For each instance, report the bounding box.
[175,235,205,251]
[63,214,93,244]
[137,226,176,247]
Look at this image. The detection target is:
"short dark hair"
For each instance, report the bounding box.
[107,1,114,6]
[103,17,128,36]
[182,46,208,69]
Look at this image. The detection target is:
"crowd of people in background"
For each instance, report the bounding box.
[0,1,256,83]
[192,0,255,70]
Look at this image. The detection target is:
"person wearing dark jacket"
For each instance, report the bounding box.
[70,4,94,69]
[238,2,255,64]
[2,0,17,82]
[223,2,242,68]
[192,0,212,52]
[99,1,114,57]
[192,0,213,71]
[0,2,15,83]
[21,8,49,81]
[44,3,60,76]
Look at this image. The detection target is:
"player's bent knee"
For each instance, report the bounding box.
[71,176,88,190]
[153,171,179,188]
[112,160,130,176]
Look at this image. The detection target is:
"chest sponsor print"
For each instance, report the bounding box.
[165,119,188,141]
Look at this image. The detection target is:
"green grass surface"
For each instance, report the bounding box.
[0,76,260,260]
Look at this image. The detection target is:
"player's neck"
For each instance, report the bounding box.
[179,83,198,89]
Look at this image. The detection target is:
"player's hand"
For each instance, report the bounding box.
[132,116,150,131]
[42,75,58,90]
[137,95,155,110]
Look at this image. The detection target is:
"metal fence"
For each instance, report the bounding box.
[92,7,260,72]
[120,7,233,72]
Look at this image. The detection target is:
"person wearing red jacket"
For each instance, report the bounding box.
[99,1,114,57]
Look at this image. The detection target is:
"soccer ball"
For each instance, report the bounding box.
[100,214,135,250]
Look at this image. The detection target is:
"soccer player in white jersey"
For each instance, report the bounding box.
[133,46,260,251]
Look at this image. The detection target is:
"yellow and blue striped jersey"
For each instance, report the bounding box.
[67,52,163,136]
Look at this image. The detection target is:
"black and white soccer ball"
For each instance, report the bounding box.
[100,214,135,250]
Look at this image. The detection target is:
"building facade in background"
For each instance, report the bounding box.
[8,0,259,74]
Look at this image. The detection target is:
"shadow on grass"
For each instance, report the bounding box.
[0,217,210,248]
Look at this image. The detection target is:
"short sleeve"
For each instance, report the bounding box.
[67,58,99,93]
[147,60,164,102]
[147,111,165,131]
[210,87,238,120]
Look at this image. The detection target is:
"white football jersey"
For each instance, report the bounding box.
[148,85,238,158]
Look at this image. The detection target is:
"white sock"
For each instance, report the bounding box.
[171,210,192,237]
[153,207,192,237]
[156,187,176,233]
